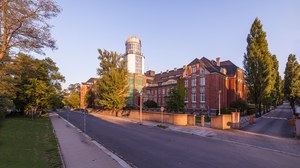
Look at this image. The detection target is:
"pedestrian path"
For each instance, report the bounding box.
[49,112,128,168]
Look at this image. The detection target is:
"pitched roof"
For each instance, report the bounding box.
[220,60,238,77]
[82,77,97,85]
[150,68,183,86]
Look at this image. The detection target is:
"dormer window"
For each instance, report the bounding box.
[192,66,196,73]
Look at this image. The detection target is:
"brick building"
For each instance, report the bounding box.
[80,78,97,109]
[80,36,247,111]
[142,57,247,111]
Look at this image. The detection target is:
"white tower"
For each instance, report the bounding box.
[125,36,144,74]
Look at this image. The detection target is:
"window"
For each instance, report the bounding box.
[200,93,205,102]
[185,70,188,77]
[200,77,205,86]
[192,66,196,73]
[192,93,196,102]
[192,103,196,109]
[185,95,188,102]
[185,79,188,88]
[192,87,196,93]
[200,86,205,102]
[192,78,196,87]
[200,67,205,74]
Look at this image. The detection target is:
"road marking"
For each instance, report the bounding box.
[57,112,132,168]
[262,116,289,120]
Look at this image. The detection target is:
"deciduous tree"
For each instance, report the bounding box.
[0,0,61,61]
[243,18,273,116]
[284,54,300,112]
[95,49,128,110]
[166,80,185,112]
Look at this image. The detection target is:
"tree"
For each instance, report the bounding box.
[85,89,96,108]
[95,49,128,111]
[0,0,61,61]
[243,18,273,116]
[284,54,300,112]
[62,91,80,109]
[143,100,158,108]
[9,53,64,114]
[62,83,81,109]
[166,81,185,112]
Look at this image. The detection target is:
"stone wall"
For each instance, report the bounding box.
[90,109,195,126]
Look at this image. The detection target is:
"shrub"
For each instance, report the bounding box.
[230,99,248,112]
[143,100,158,108]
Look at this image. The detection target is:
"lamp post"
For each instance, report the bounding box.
[140,91,143,123]
[218,90,221,115]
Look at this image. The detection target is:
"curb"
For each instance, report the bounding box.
[57,113,132,168]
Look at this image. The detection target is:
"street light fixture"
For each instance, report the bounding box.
[140,91,143,123]
[218,90,221,116]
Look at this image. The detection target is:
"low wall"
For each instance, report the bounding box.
[90,109,195,126]
[211,112,240,129]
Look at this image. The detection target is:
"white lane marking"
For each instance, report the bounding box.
[262,116,289,120]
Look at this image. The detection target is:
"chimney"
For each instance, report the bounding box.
[216,57,220,66]
[166,69,169,73]
[174,68,177,71]
[160,71,162,75]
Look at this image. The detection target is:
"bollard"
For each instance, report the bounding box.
[201,115,205,127]
[250,115,254,124]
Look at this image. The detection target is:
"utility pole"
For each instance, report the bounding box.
[218,90,221,116]
[140,91,143,123]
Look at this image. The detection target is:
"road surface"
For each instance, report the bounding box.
[57,111,299,168]
[242,102,295,138]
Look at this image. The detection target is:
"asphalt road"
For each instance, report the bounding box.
[242,102,295,138]
[58,111,300,168]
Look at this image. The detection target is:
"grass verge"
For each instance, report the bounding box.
[0,116,62,168]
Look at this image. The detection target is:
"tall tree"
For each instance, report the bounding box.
[62,83,81,109]
[10,53,64,114]
[95,49,128,110]
[0,0,61,61]
[284,54,300,112]
[243,18,273,116]
[166,80,185,112]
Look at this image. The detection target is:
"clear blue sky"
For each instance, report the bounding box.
[44,0,300,89]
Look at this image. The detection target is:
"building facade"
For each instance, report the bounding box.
[125,36,147,105]
[80,36,247,111]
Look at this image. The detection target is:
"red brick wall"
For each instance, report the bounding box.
[205,73,227,109]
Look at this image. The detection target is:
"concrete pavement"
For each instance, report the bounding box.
[49,112,129,168]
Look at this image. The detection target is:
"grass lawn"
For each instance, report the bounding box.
[0,116,62,168]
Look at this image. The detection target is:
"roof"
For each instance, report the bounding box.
[220,60,238,77]
[125,35,141,44]
[82,78,97,85]
[146,68,183,87]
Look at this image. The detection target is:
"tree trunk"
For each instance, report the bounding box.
[0,1,8,61]
[258,103,262,116]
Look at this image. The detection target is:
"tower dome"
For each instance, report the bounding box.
[125,35,142,55]
[125,35,141,45]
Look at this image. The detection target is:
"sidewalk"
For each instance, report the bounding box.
[49,112,127,168]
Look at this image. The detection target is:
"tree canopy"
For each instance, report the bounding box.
[284,54,300,112]
[62,83,81,109]
[0,53,64,115]
[166,80,185,112]
[0,0,61,61]
[95,49,128,110]
[243,18,280,116]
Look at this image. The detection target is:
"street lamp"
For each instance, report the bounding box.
[218,90,221,115]
[140,91,143,123]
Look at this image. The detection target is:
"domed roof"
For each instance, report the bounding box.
[125,35,141,44]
